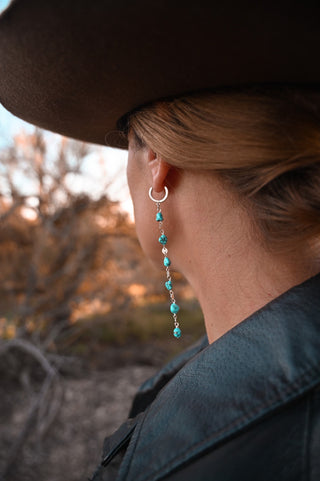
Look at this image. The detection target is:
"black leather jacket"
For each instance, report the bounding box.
[91,274,320,481]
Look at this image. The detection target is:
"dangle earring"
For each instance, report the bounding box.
[148,186,181,339]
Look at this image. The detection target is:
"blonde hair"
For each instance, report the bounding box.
[125,86,320,252]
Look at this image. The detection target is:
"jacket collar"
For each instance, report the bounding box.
[129,334,209,418]
[118,273,320,481]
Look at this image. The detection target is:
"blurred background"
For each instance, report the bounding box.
[0,102,204,479]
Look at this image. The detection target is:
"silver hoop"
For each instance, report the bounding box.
[148,186,169,203]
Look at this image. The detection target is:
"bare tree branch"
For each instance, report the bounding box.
[0,339,62,481]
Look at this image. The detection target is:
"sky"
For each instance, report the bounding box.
[0,0,133,219]
[0,0,10,13]
[0,104,133,218]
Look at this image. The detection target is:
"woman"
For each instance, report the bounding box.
[0,2,320,480]
[90,87,320,481]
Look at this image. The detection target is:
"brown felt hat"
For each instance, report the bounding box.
[1,0,320,148]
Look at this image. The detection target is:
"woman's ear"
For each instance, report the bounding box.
[148,148,171,193]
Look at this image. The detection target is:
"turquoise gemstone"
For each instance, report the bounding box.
[156,212,163,222]
[164,257,171,267]
[170,303,180,314]
[159,234,167,245]
[165,280,172,290]
[173,327,181,338]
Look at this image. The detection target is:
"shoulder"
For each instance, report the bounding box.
[161,384,320,481]
[93,274,320,481]
[116,274,320,481]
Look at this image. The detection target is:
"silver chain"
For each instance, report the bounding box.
[156,201,180,332]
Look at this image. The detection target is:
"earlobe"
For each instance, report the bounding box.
[148,149,171,193]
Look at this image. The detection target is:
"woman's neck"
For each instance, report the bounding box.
[170,172,320,344]
[195,243,318,344]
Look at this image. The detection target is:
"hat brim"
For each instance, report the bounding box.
[1,0,320,148]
